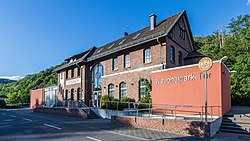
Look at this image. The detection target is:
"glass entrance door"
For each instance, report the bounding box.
[93,91,102,107]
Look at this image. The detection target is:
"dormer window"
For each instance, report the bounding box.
[119,39,126,45]
[133,33,141,40]
[97,48,104,53]
[108,43,115,49]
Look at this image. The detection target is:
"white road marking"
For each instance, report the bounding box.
[9,115,16,118]
[86,126,147,140]
[86,136,102,141]
[1,113,7,115]
[3,119,15,122]
[22,118,32,121]
[44,123,62,130]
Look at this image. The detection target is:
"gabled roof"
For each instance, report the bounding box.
[54,47,96,72]
[88,10,186,61]
[54,10,195,72]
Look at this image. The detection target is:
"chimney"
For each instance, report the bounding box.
[149,14,157,30]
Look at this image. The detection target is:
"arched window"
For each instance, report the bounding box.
[139,79,147,99]
[120,82,126,99]
[71,89,74,100]
[92,63,104,91]
[108,84,115,99]
[77,88,81,100]
[65,90,68,100]
[144,48,151,63]
[178,51,183,66]
[170,46,175,63]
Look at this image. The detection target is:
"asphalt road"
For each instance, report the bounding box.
[0,109,137,141]
[1,109,249,141]
[0,109,202,141]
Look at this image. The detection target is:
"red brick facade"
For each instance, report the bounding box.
[111,116,211,137]
[30,89,44,109]
[55,11,203,104]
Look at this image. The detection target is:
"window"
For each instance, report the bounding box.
[170,46,175,63]
[66,70,68,79]
[139,79,147,99]
[77,67,80,77]
[144,48,151,63]
[71,68,74,78]
[65,90,68,100]
[120,82,126,99]
[77,88,81,100]
[71,89,74,100]
[108,43,115,49]
[92,63,104,91]
[133,33,141,40]
[124,54,130,68]
[108,84,114,99]
[119,39,126,45]
[178,51,183,66]
[61,72,63,79]
[97,48,103,53]
[179,27,185,40]
[113,57,118,70]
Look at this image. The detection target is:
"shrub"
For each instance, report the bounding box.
[138,97,152,109]
[100,94,111,108]
[0,100,6,108]
[119,97,135,109]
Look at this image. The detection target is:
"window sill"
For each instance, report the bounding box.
[124,66,131,69]
[144,61,151,65]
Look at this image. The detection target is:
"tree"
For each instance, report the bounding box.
[230,53,250,106]
[195,14,250,106]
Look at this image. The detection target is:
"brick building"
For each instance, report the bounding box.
[54,10,206,104]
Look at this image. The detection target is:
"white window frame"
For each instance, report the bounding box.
[108,84,115,98]
[113,57,118,70]
[124,53,130,68]
[144,48,151,64]
[139,80,146,99]
[120,82,126,99]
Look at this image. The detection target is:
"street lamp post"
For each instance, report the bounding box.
[198,57,213,123]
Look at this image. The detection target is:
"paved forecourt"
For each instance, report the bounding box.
[0,109,201,141]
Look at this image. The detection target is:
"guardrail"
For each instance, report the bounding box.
[89,100,221,121]
[54,100,90,115]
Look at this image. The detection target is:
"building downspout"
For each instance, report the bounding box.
[156,37,164,69]
[76,63,83,102]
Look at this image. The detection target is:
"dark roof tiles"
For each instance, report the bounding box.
[89,11,184,60]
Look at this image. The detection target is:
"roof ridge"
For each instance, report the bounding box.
[94,11,184,52]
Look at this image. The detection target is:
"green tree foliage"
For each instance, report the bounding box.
[194,14,250,106]
[0,79,17,84]
[230,53,250,106]
[0,65,60,103]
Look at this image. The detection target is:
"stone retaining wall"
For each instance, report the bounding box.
[111,116,213,137]
[34,107,88,119]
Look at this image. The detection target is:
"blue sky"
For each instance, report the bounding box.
[0,0,249,80]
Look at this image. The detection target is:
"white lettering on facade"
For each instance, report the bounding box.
[156,74,197,85]
[66,78,81,86]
